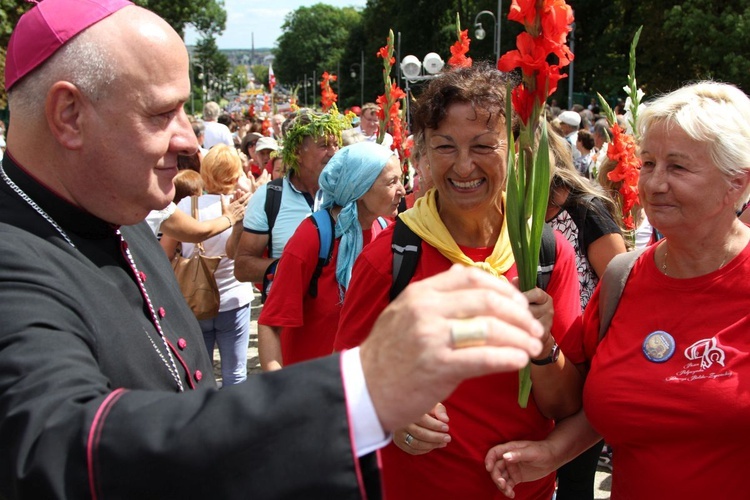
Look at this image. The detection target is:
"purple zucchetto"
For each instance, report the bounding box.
[5,0,134,91]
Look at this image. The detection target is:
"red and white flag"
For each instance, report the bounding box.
[268,64,276,91]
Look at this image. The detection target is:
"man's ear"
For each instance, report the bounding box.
[45,81,85,150]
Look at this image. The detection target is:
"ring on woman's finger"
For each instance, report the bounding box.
[450,318,489,349]
[404,432,415,447]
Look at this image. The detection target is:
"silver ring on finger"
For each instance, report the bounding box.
[404,432,415,447]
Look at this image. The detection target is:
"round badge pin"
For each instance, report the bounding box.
[642,330,676,363]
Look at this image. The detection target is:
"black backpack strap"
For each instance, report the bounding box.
[389,219,554,300]
[535,223,557,291]
[308,209,336,298]
[389,218,422,301]
[598,248,645,340]
[264,178,284,258]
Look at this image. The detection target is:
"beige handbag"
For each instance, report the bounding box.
[171,196,222,320]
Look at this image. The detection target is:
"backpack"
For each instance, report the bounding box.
[263,177,285,258]
[597,247,645,340]
[389,218,557,301]
[308,209,388,298]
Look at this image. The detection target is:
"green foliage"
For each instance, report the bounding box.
[251,65,270,89]
[661,0,750,92]
[273,3,362,98]
[133,0,226,38]
[230,66,249,94]
[193,36,231,102]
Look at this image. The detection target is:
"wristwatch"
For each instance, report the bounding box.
[530,341,560,366]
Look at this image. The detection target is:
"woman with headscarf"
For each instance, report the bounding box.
[257,141,405,371]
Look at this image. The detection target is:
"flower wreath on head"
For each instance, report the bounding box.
[280,107,350,174]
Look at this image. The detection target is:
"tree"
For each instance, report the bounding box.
[661,0,750,92]
[134,0,226,37]
[194,36,231,103]
[251,65,270,89]
[230,65,250,94]
[273,3,362,107]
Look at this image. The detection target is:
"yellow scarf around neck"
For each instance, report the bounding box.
[399,188,514,281]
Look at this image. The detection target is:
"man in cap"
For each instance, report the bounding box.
[0,1,546,498]
[233,109,341,287]
[240,131,264,178]
[255,136,279,174]
[558,110,582,162]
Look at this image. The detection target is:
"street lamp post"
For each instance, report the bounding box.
[473,0,503,62]
[568,14,576,109]
[350,50,365,105]
[303,74,308,107]
[192,61,207,113]
[312,70,317,109]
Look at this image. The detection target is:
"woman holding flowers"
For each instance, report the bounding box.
[334,63,584,499]
[487,81,750,499]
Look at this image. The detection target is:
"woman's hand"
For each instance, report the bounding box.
[254,170,272,190]
[485,440,559,498]
[222,191,251,226]
[522,286,554,344]
[393,403,451,456]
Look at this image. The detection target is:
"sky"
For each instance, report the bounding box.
[184,0,368,50]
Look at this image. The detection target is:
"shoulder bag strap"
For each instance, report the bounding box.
[598,248,646,340]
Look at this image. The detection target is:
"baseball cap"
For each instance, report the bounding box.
[255,137,279,152]
[240,132,263,155]
[5,0,134,91]
[558,110,582,128]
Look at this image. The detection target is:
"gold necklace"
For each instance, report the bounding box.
[662,244,729,277]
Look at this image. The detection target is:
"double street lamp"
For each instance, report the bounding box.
[400,52,445,129]
[473,0,503,63]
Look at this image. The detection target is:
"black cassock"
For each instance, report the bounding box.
[0,154,379,499]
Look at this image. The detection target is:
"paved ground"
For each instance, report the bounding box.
[212,295,612,498]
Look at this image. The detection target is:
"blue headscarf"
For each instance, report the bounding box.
[318,141,395,294]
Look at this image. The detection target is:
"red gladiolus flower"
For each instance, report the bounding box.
[449,29,473,68]
[508,0,537,29]
[320,72,338,112]
[511,85,535,124]
[498,32,550,75]
[606,124,641,229]
[377,45,395,66]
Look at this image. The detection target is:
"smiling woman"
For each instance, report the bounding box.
[333,62,585,499]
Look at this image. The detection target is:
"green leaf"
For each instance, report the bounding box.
[518,363,532,408]
[597,92,617,128]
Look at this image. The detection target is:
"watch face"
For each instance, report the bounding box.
[531,342,559,365]
[551,343,560,362]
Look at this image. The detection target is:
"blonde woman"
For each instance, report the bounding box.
[161,145,254,385]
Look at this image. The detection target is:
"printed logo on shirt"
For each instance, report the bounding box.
[666,337,732,383]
